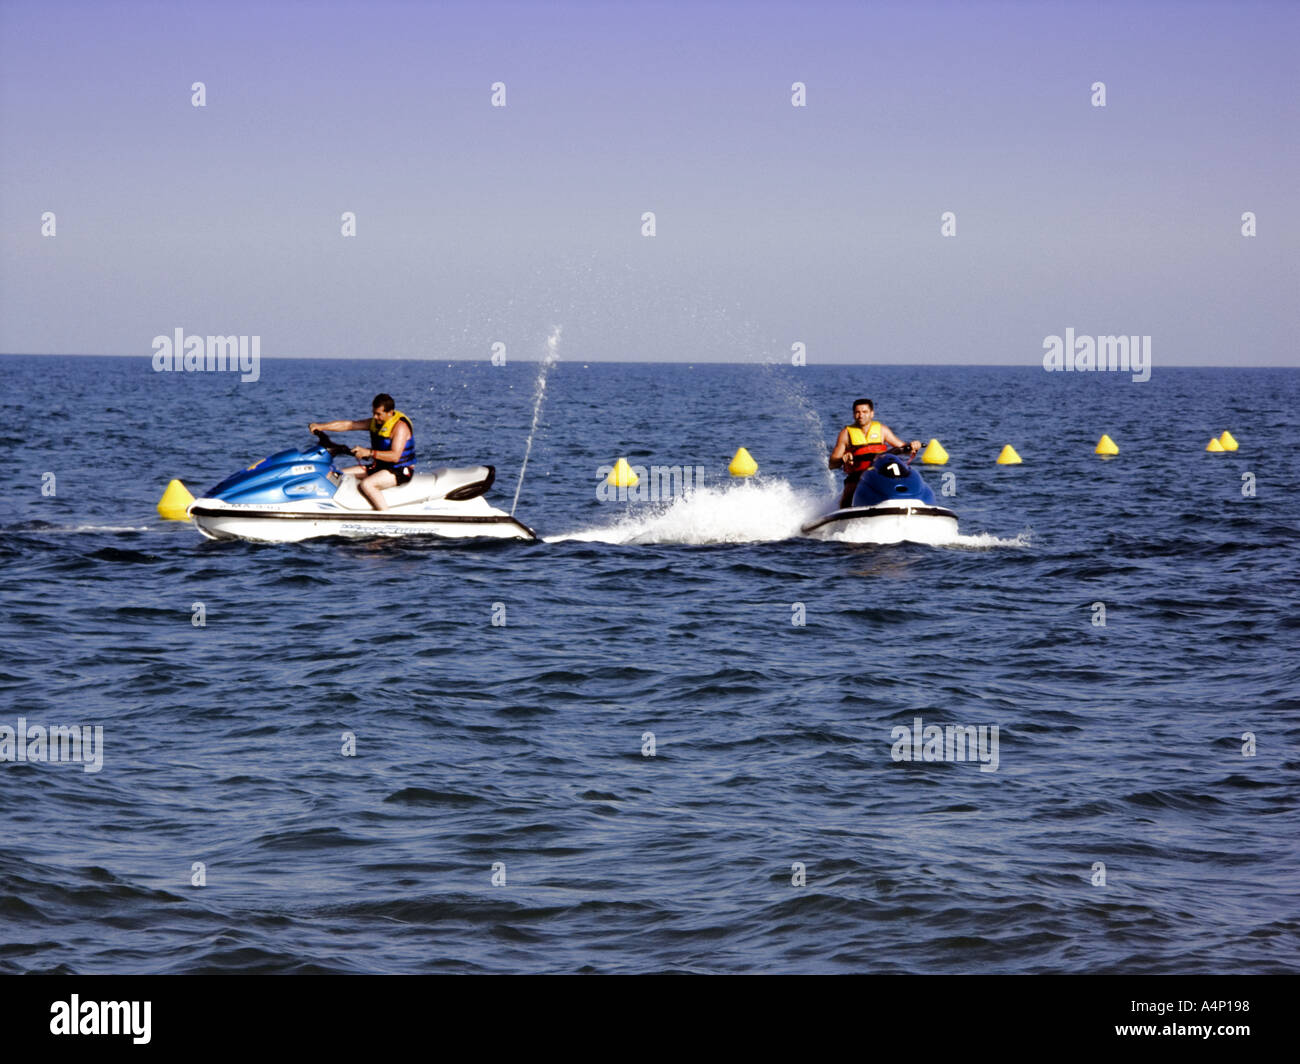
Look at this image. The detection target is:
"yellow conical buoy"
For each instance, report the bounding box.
[606,458,639,486]
[1218,430,1238,451]
[728,447,758,477]
[1095,434,1119,456]
[996,444,1022,465]
[1206,437,1225,452]
[157,479,195,520]
[920,438,949,465]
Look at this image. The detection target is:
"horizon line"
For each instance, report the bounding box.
[0,352,1291,370]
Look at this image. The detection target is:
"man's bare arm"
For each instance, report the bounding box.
[828,427,852,469]
[308,418,370,433]
[881,424,921,451]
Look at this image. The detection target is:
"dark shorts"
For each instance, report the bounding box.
[366,464,413,486]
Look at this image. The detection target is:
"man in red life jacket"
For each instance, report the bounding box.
[308,393,416,511]
[828,398,921,508]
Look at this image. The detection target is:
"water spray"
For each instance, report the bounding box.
[512,326,560,516]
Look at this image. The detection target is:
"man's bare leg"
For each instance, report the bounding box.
[359,469,397,510]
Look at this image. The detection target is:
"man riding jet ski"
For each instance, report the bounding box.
[803,398,956,545]
[308,393,414,510]
[186,392,535,542]
[828,398,922,508]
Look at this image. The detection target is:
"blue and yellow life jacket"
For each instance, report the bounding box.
[369,410,415,471]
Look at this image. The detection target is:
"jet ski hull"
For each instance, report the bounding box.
[190,503,536,543]
[801,503,958,545]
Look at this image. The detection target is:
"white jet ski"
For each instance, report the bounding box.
[188,432,536,543]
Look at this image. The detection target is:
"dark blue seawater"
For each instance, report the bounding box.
[1,353,1297,974]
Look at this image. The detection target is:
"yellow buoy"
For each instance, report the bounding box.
[157,479,195,520]
[1205,437,1225,452]
[920,438,949,465]
[606,458,639,486]
[1095,434,1119,456]
[1218,430,1238,451]
[728,447,758,477]
[996,444,1022,465]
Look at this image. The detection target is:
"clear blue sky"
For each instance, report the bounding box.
[1,0,1296,364]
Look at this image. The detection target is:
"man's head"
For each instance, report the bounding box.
[852,398,874,426]
[371,393,395,418]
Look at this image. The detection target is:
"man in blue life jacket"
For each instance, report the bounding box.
[308,393,416,511]
[828,398,921,509]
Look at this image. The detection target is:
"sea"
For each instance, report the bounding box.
[0,353,1296,974]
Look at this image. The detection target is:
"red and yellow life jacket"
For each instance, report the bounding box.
[845,421,886,472]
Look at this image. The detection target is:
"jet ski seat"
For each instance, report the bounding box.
[380,465,496,505]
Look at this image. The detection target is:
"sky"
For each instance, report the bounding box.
[1,0,1296,364]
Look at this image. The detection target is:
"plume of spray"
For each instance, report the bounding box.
[548,478,827,545]
[752,341,837,492]
[548,478,1023,548]
[511,326,561,516]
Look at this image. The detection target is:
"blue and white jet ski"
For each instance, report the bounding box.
[188,432,536,543]
[801,447,958,545]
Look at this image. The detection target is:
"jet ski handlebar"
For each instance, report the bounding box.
[312,430,355,458]
[841,442,918,473]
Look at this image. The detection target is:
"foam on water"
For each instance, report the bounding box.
[550,476,1036,549]
[950,530,1034,549]
[4,524,154,534]
[552,483,1031,549]
[548,478,824,545]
